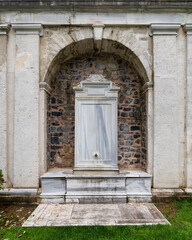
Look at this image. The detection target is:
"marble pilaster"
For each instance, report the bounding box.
[39,82,52,175]
[0,24,9,185]
[150,24,180,188]
[12,24,42,187]
[184,24,192,189]
[141,82,154,176]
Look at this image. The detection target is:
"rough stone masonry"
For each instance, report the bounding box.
[47,53,147,169]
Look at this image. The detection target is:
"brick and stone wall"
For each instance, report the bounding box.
[47,53,147,169]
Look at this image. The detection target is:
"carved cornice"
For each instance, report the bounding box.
[0,24,10,35]
[149,24,180,36]
[1,1,192,8]
[73,74,120,92]
[12,23,43,36]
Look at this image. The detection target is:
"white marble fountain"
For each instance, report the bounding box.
[40,75,152,203]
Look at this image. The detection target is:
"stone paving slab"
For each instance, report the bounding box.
[23,203,170,227]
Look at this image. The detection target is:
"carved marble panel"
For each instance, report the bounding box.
[73,74,120,171]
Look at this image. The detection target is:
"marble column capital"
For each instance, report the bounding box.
[149,23,180,36]
[141,82,153,93]
[12,23,43,36]
[184,24,192,36]
[0,24,10,35]
[39,82,52,95]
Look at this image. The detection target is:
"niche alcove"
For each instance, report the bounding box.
[41,40,152,203]
[47,53,147,171]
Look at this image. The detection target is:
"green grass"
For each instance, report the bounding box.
[1,225,192,240]
[1,198,192,240]
[170,198,192,225]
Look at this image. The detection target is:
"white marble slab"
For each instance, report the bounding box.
[40,170,152,203]
[23,203,170,227]
[0,188,38,195]
[41,178,65,196]
[74,74,119,171]
[66,177,125,195]
[126,178,152,195]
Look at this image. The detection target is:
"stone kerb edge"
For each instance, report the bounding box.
[0,24,10,35]
[149,23,181,36]
[184,24,192,35]
[12,23,43,36]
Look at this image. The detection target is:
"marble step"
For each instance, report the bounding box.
[23,203,170,227]
[40,170,152,203]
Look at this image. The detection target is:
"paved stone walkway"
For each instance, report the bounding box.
[23,203,169,227]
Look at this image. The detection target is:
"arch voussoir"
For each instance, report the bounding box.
[41,27,152,86]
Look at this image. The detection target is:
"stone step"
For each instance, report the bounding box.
[23,203,170,227]
[40,170,152,203]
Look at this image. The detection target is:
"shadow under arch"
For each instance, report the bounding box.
[43,38,150,87]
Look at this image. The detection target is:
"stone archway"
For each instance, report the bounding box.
[39,37,153,176]
[42,38,150,86]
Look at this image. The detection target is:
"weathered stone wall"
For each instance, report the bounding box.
[47,53,147,169]
[0,10,189,189]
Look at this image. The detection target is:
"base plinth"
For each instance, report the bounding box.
[40,170,152,203]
